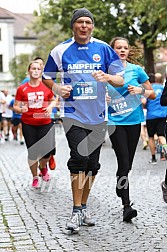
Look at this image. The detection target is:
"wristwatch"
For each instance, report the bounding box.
[140,85,146,95]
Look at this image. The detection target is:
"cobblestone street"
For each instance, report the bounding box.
[0,126,167,251]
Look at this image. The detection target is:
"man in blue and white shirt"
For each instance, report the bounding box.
[42,7,124,233]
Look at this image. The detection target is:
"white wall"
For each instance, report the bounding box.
[0,18,36,91]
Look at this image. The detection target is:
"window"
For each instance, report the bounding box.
[0,55,3,72]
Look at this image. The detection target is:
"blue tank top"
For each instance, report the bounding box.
[107,62,148,125]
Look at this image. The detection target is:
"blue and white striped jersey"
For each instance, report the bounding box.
[43,37,124,124]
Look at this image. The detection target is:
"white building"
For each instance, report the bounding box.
[0,7,37,92]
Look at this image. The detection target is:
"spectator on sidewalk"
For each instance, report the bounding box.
[107,37,155,222]
[42,8,124,233]
[13,61,57,188]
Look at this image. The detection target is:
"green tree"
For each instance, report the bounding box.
[117,0,167,73]
[29,13,67,59]
[33,0,167,73]
[9,54,32,87]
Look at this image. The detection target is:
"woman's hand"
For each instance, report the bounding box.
[43,105,52,117]
[128,85,143,95]
[21,104,28,113]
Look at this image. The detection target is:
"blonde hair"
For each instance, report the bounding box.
[28,61,41,71]
[110,37,143,66]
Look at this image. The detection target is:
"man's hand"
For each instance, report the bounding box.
[92,70,109,82]
[52,84,73,98]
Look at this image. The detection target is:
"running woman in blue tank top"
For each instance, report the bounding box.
[107,37,155,222]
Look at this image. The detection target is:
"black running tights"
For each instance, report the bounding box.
[108,124,141,205]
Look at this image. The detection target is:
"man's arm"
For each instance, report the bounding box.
[42,79,54,90]
[42,79,72,98]
[106,74,124,87]
[92,70,124,87]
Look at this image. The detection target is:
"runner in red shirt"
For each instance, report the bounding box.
[14,61,56,188]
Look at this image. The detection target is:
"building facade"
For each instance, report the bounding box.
[0,7,37,92]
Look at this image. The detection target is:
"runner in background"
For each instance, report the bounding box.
[13,61,57,188]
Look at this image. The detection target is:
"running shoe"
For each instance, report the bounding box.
[66,211,82,233]
[49,155,56,170]
[149,158,157,164]
[5,134,9,141]
[40,166,50,181]
[160,152,166,161]
[81,208,95,226]
[32,176,39,189]
[161,181,167,203]
[123,205,137,222]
